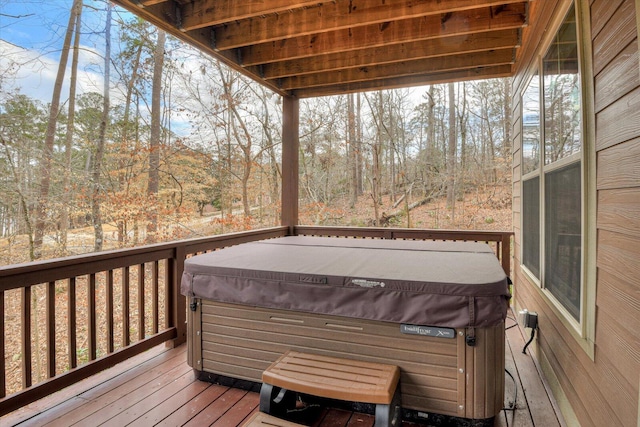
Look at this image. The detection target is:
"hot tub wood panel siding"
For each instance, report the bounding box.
[195,300,504,420]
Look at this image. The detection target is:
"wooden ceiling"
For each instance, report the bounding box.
[111,0,530,98]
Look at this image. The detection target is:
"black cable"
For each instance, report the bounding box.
[503,368,517,411]
[522,327,536,354]
[505,315,518,330]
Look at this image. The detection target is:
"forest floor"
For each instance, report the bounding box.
[300,182,512,232]
[1,183,512,396]
[1,183,513,265]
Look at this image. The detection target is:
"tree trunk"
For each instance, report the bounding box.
[446,82,456,212]
[92,2,110,252]
[146,29,165,243]
[458,82,467,214]
[1,137,35,259]
[425,85,436,196]
[33,0,82,259]
[503,78,511,159]
[370,91,384,225]
[356,92,363,196]
[389,98,396,204]
[117,35,144,246]
[348,93,358,208]
[217,63,254,217]
[60,0,83,253]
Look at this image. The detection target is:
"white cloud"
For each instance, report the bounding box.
[0,38,105,104]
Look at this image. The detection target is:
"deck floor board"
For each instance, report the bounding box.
[2,311,563,427]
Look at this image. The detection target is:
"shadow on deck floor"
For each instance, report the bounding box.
[2,311,564,427]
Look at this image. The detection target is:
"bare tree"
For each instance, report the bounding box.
[91,1,109,252]
[33,0,82,259]
[146,29,165,242]
[113,17,148,246]
[446,82,456,212]
[59,0,83,253]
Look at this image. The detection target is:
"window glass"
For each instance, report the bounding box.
[521,3,583,322]
[522,74,540,175]
[544,162,581,320]
[522,176,540,278]
[543,4,581,165]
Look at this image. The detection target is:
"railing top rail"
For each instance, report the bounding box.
[294,225,513,241]
[1,226,513,291]
[0,227,288,291]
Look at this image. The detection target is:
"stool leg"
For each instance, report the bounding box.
[260,383,276,414]
[260,383,296,417]
[374,387,401,427]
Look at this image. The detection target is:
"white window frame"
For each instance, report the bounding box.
[519,0,596,358]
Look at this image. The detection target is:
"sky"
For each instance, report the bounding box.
[0,0,110,103]
[0,1,435,140]
[0,0,203,135]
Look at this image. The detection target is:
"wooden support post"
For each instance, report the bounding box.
[281,96,299,233]
[167,246,186,348]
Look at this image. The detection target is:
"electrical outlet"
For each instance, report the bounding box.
[518,309,539,329]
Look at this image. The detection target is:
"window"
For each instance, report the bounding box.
[522,73,541,280]
[521,3,583,322]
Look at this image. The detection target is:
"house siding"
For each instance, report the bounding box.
[511,0,640,426]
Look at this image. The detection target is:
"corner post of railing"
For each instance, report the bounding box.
[167,245,187,348]
[501,232,512,278]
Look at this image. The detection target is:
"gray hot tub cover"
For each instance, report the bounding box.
[181,236,511,328]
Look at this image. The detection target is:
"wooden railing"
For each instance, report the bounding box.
[0,227,288,416]
[0,225,512,416]
[294,226,513,278]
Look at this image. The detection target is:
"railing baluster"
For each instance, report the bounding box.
[0,226,288,416]
[0,290,5,398]
[152,261,159,334]
[106,270,114,354]
[138,263,145,341]
[164,259,171,331]
[46,281,55,378]
[21,286,32,388]
[122,266,130,347]
[68,277,77,369]
[88,274,97,361]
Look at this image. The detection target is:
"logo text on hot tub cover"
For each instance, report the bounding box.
[401,324,456,339]
[352,279,386,288]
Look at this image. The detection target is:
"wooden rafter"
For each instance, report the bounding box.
[261,29,521,80]
[238,6,526,66]
[179,1,336,31]
[208,0,526,50]
[279,48,516,91]
[111,0,532,97]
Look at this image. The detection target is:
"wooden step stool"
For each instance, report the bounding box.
[242,412,305,427]
[260,350,401,427]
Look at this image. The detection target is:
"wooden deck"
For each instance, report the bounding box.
[1,311,563,427]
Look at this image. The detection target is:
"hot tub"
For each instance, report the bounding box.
[181,236,510,424]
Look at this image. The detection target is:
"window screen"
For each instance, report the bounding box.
[544,162,581,320]
[522,177,540,279]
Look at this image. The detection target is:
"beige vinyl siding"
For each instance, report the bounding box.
[511,0,640,426]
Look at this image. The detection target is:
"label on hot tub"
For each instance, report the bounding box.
[401,324,456,339]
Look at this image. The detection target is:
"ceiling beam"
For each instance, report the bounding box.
[208,0,528,50]
[139,0,170,6]
[238,4,527,66]
[110,0,290,96]
[262,29,520,80]
[279,48,516,90]
[179,0,335,31]
[292,64,514,98]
